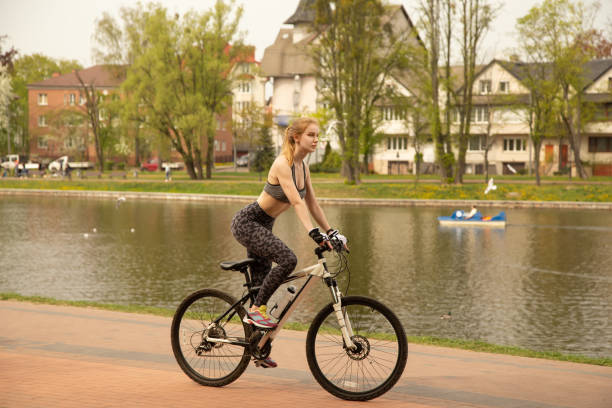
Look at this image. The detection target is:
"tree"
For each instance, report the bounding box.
[516,0,599,179]
[413,0,455,181]
[98,1,244,179]
[232,101,265,171]
[252,112,275,179]
[311,0,414,184]
[74,69,121,172]
[0,64,12,150]
[452,0,497,184]
[8,54,82,156]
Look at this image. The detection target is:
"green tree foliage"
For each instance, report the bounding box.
[516,0,598,182]
[311,0,413,184]
[252,113,275,177]
[6,53,81,156]
[453,0,496,184]
[97,1,244,179]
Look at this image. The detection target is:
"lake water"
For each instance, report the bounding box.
[1,194,611,358]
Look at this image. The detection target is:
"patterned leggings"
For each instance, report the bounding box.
[230,202,297,306]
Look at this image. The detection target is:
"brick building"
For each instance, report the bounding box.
[27,65,234,167]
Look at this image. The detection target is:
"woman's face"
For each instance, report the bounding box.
[296,123,319,153]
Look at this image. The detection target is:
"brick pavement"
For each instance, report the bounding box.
[1,300,611,408]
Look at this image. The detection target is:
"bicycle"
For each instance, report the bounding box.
[170,237,408,401]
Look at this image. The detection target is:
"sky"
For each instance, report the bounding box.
[1,0,611,67]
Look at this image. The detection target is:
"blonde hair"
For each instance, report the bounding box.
[282,117,319,167]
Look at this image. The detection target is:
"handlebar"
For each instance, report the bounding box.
[315,236,349,257]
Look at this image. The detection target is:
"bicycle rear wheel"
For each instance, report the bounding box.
[305,296,408,401]
[171,288,253,387]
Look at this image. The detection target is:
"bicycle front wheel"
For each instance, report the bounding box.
[306,296,408,401]
[171,288,253,387]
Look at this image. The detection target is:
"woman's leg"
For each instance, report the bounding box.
[231,211,297,306]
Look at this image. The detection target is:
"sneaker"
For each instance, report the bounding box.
[254,357,277,368]
[243,305,278,329]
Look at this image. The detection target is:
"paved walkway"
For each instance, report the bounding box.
[1,300,611,408]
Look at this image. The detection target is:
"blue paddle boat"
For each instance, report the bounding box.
[438,210,506,228]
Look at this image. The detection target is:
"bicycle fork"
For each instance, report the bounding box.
[329,283,357,350]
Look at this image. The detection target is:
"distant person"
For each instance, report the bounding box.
[165,165,172,182]
[465,205,478,219]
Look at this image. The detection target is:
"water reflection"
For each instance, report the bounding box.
[0,195,611,358]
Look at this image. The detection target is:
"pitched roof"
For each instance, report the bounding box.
[264,4,422,78]
[260,29,316,77]
[284,0,316,25]
[581,58,612,89]
[28,65,126,89]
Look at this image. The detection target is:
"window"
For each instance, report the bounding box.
[37,115,47,127]
[38,93,48,105]
[222,141,226,151]
[386,136,408,150]
[589,136,612,153]
[64,137,75,149]
[468,135,487,151]
[608,77,612,91]
[479,80,492,94]
[214,140,220,151]
[99,108,106,121]
[238,82,251,93]
[80,96,86,105]
[470,106,489,123]
[382,107,406,121]
[240,63,250,74]
[69,93,76,106]
[499,81,510,93]
[37,136,48,149]
[503,138,527,151]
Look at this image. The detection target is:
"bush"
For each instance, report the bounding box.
[104,162,114,171]
[310,145,342,173]
[116,162,126,171]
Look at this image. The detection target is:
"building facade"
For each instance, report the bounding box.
[27,65,237,167]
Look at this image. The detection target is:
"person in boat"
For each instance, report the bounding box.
[465,205,478,219]
[230,117,346,368]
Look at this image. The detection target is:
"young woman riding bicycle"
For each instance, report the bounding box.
[230,117,346,368]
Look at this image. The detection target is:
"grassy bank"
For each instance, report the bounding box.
[2,174,612,202]
[2,292,610,367]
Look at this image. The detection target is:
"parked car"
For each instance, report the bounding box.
[1,154,25,170]
[236,154,250,167]
[162,161,184,170]
[141,159,159,172]
[48,156,94,172]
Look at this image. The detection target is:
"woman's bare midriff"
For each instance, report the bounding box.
[257,191,291,218]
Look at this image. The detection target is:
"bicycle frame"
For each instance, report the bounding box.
[205,248,357,352]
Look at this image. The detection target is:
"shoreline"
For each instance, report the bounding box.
[2,187,611,210]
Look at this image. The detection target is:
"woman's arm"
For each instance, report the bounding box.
[304,167,331,232]
[276,160,315,232]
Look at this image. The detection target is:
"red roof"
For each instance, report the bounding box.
[28,65,126,89]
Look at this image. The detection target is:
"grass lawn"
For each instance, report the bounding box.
[2,169,612,202]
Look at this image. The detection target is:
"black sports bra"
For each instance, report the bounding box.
[263,162,307,203]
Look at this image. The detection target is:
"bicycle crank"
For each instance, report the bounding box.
[248,330,271,360]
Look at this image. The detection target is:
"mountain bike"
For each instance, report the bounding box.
[170,237,408,401]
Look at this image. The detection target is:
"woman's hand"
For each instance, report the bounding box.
[309,228,333,250]
[326,229,349,252]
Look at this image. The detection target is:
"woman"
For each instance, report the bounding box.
[230,117,345,367]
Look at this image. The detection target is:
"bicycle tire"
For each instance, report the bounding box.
[305,296,408,401]
[171,288,253,387]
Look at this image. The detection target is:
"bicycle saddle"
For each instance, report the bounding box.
[220,258,255,271]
